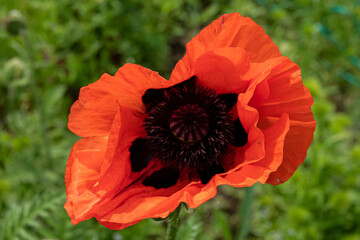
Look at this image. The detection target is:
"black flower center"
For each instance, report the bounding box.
[130,76,248,187]
[143,77,236,170]
[169,104,209,143]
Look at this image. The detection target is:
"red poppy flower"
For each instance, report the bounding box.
[65,13,315,230]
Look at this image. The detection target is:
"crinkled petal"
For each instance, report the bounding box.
[257,59,314,122]
[266,120,315,184]
[94,180,189,229]
[193,47,250,94]
[254,59,315,184]
[64,136,107,224]
[98,219,142,231]
[223,113,290,185]
[171,12,282,83]
[66,103,157,226]
[94,104,149,198]
[88,103,185,226]
[186,12,281,63]
[68,64,183,137]
[68,74,119,137]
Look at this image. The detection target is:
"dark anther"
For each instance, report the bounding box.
[198,163,225,184]
[143,167,180,189]
[169,104,210,143]
[220,93,238,109]
[129,138,153,172]
[233,118,248,147]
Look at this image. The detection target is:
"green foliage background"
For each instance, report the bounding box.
[0,0,359,239]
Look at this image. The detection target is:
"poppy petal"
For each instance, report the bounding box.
[220,67,271,175]
[66,103,156,226]
[97,219,142,231]
[68,64,183,137]
[222,56,290,175]
[186,12,281,63]
[95,104,148,196]
[254,59,315,184]
[113,64,183,112]
[193,47,250,94]
[64,136,107,224]
[222,112,290,185]
[93,171,192,229]
[257,59,314,122]
[266,120,315,184]
[171,13,282,84]
[67,74,119,137]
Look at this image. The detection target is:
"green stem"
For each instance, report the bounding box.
[21,28,52,163]
[236,185,256,240]
[166,204,181,240]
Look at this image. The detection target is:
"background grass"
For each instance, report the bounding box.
[1,0,359,239]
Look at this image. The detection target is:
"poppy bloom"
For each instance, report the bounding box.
[65,13,315,230]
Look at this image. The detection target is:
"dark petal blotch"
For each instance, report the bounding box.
[198,163,225,184]
[129,138,153,172]
[178,75,197,89]
[220,93,238,109]
[143,167,180,189]
[141,76,197,108]
[142,88,165,107]
[233,118,248,147]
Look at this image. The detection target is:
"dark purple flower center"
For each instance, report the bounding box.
[169,104,209,143]
[143,77,235,170]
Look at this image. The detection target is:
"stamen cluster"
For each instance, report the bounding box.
[144,78,235,170]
